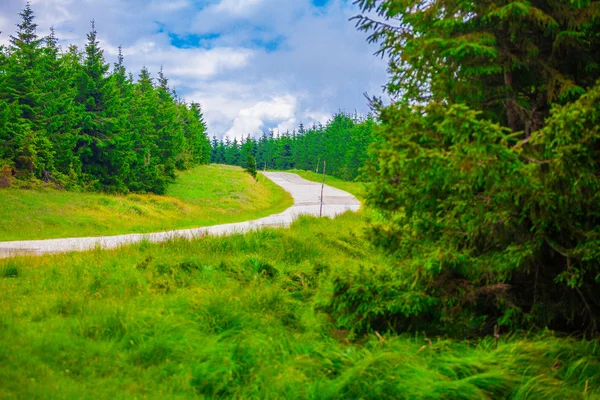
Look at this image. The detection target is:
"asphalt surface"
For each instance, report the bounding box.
[0,172,361,258]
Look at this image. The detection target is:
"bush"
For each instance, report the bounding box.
[0,164,13,188]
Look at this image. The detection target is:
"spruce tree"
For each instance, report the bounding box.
[354,0,600,133]
[5,3,53,177]
[154,67,185,174]
[76,21,129,191]
[128,67,165,193]
[245,155,257,180]
[39,27,82,184]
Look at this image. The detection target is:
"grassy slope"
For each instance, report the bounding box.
[0,213,598,399]
[0,165,292,241]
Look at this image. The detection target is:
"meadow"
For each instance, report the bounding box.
[0,212,598,399]
[0,165,292,241]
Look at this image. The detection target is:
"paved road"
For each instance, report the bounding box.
[0,172,361,258]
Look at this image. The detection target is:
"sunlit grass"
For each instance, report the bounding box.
[0,164,292,241]
[0,213,597,399]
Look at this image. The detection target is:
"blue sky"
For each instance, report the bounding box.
[0,0,387,139]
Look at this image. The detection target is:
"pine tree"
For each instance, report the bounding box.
[4,3,53,177]
[76,21,129,191]
[38,27,82,183]
[354,0,600,133]
[154,67,185,175]
[128,67,166,193]
[210,135,219,163]
[224,137,241,166]
[185,102,210,165]
[245,155,257,180]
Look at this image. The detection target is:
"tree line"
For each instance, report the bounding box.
[210,113,375,181]
[0,4,211,194]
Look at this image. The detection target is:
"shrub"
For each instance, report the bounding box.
[0,164,14,188]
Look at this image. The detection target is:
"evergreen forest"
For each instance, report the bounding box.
[0,5,211,194]
[210,113,375,181]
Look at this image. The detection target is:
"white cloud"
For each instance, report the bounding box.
[29,0,74,29]
[275,117,298,135]
[0,15,9,46]
[99,39,253,79]
[225,95,297,140]
[168,48,253,78]
[304,110,331,125]
[215,0,265,15]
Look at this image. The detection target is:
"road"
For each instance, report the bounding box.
[0,172,361,258]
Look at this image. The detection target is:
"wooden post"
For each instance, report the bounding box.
[264,161,267,172]
[319,160,326,217]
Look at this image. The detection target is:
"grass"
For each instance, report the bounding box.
[280,169,366,200]
[0,164,293,241]
[0,212,597,399]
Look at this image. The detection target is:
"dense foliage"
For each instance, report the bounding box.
[0,5,211,194]
[353,0,600,335]
[355,0,600,132]
[211,113,375,181]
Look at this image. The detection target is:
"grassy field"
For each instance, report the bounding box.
[0,165,292,241]
[282,169,366,200]
[0,212,597,399]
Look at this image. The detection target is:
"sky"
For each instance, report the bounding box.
[0,0,387,139]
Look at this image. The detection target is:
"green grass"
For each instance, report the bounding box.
[0,212,597,399]
[0,164,293,241]
[282,169,366,200]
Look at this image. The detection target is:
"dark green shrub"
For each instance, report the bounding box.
[1,263,19,278]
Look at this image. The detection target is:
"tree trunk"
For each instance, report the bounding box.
[504,71,519,133]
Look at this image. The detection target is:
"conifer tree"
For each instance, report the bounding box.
[5,3,53,177]
[224,137,240,165]
[187,102,211,164]
[354,0,600,133]
[154,66,185,174]
[210,135,220,163]
[245,155,257,180]
[128,67,165,193]
[39,27,82,183]
[76,21,129,191]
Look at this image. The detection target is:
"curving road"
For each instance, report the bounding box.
[0,172,361,259]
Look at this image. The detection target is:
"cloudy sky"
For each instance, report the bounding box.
[0,0,387,139]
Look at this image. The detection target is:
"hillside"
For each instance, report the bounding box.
[0,165,292,241]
